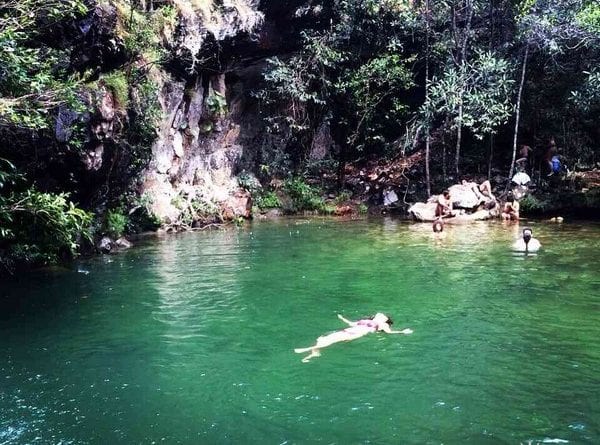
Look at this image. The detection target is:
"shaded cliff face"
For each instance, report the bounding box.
[138,0,333,224]
[65,0,268,224]
[141,72,250,223]
[139,2,264,224]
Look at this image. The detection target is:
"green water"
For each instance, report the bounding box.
[1,218,599,444]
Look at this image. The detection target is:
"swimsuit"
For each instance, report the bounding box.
[343,319,379,334]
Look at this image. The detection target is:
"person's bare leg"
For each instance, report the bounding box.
[295,331,360,360]
[295,334,338,354]
[479,180,494,199]
[301,349,321,362]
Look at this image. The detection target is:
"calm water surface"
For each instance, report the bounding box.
[1,218,599,444]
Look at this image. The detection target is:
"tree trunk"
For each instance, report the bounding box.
[425,0,431,197]
[442,124,447,181]
[508,44,529,182]
[337,144,347,190]
[488,133,494,179]
[455,105,463,177]
[454,0,474,178]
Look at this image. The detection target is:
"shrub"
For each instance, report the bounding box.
[335,190,352,204]
[283,177,325,212]
[519,195,547,213]
[105,209,128,238]
[100,70,129,108]
[255,191,280,209]
[0,190,93,270]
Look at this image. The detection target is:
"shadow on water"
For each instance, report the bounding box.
[0,218,599,444]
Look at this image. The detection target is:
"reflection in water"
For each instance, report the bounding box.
[151,231,246,352]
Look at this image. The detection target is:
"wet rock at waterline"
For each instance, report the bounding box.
[97,237,113,254]
[221,190,253,220]
[96,237,133,254]
[115,237,133,250]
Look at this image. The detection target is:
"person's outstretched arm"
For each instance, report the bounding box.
[337,314,356,326]
[382,324,413,334]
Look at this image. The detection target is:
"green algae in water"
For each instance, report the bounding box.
[0,219,599,444]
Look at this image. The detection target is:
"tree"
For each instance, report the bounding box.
[507,0,600,179]
[0,0,88,130]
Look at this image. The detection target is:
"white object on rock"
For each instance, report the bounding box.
[512,172,531,185]
[383,189,399,206]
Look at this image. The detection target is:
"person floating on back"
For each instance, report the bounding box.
[512,227,542,253]
[294,313,413,363]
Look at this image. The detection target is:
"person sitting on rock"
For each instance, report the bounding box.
[512,227,541,252]
[435,190,454,218]
[501,192,520,221]
[294,313,413,362]
[478,180,495,200]
[461,178,495,207]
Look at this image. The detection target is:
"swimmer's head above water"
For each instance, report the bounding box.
[432,219,444,233]
[368,312,393,325]
[523,227,533,244]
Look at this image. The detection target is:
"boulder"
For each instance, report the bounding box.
[97,237,113,253]
[408,202,437,221]
[115,237,133,249]
[408,202,496,223]
[383,189,399,206]
[55,106,80,143]
[448,184,480,209]
[221,190,252,220]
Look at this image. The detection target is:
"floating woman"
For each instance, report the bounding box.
[294,313,413,362]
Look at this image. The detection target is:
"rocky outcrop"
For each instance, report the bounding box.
[139,2,265,226]
[139,71,250,224]
[448,183,482,209]
[408,201,496,223]
[96,236,133,253]
[408,182,499,222]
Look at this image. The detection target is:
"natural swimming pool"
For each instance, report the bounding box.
[1,218,599,444]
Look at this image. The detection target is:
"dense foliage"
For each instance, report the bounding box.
[256,0,600,185]
[0,0,168,270]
